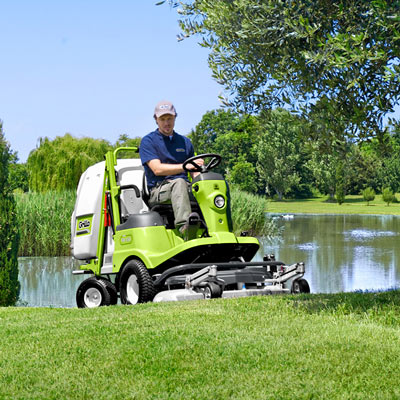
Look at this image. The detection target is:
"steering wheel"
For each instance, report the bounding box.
[183,154,222,173]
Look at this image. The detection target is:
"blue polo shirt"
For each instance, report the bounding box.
[139,129,195,189]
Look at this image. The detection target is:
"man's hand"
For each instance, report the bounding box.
[186,158,204,178]
[185,158,204,170]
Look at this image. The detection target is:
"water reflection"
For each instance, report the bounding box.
[18,257,85,308]
[18,214,400,307]
[260,214,400,293]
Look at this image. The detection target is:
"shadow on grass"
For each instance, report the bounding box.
[285,289,400,320]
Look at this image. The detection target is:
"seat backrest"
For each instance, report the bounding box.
[115,159,148,220]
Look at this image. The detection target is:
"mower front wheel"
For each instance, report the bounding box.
[204,282,223,299]
[76,277,111,308]
[119,259,156,305]
[291,278,310,294]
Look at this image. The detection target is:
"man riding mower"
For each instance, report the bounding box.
[71,148,310,308]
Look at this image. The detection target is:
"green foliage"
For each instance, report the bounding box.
[362,187,376,205]
[382,187,395,206]
[9,162,29,193]
[189,109,261,178]
[15,191,76,256]
[0,122,20,306]
[27,134,112,192]
[189,109,241,154]
[226,157,257,193]
[172,0,400,142]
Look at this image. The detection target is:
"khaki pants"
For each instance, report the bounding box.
[149,178,192,227]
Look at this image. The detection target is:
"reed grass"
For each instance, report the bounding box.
[15,191,76,257]
[230,188,278,238]
[14,189,273,256]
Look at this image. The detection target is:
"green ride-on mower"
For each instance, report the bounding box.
[71,147,310,308]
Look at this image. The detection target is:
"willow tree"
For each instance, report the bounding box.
[163,0,400,142]
[0,121,20,306]
[27,134,112,192]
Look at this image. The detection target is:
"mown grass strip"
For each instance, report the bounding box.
[1,292,400,399]
[267,194,400,215]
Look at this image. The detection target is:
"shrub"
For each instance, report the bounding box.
[362,187,375,205]
[382,187,395,206]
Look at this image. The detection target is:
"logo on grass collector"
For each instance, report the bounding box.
[76,216,93,236]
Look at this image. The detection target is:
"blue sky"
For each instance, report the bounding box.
[0,1,222,162]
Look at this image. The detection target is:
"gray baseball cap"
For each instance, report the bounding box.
[154,100,177,118]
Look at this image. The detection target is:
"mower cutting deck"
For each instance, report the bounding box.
[71,148,310,308]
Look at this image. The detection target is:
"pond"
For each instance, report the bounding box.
[18,214,400,307]
[261,214,400,294]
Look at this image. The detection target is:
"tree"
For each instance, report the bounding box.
[189,109,241,154]
[0,121,20,306]
[335,161,346,205]
[114,134,141,158]
[28,134,112,192]
[305,142,338,199]
[8,151,29,193]
[189,109,262,191]
[256,109,306,199]
[165,0,400,141]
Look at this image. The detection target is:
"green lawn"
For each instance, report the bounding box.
[267,194,400,215]
[2,292,400,399]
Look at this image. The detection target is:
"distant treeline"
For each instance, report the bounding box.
[10,109,400,202]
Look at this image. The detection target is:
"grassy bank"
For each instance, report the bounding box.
[267,194,400,215]
[1,292,400,399]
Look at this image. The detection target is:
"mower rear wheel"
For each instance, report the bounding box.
[76,277,111,308]
[119,259,156,305]
[98,278,118,305]
[204,282,223,299]
[291,278,310,294]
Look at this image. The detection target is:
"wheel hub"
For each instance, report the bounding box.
[84,287,102,308]
[126,275,139,304]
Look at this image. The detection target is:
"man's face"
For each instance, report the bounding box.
[156,114,176,135]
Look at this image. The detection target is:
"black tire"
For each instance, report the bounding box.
[291,278,310,294]
[204,282,223,299]
[76,277,111,308]
[119,259,156,305]
[98,278,118,305]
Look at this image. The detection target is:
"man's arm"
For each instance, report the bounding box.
[147,158,204,177]
[147,159,185,176]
